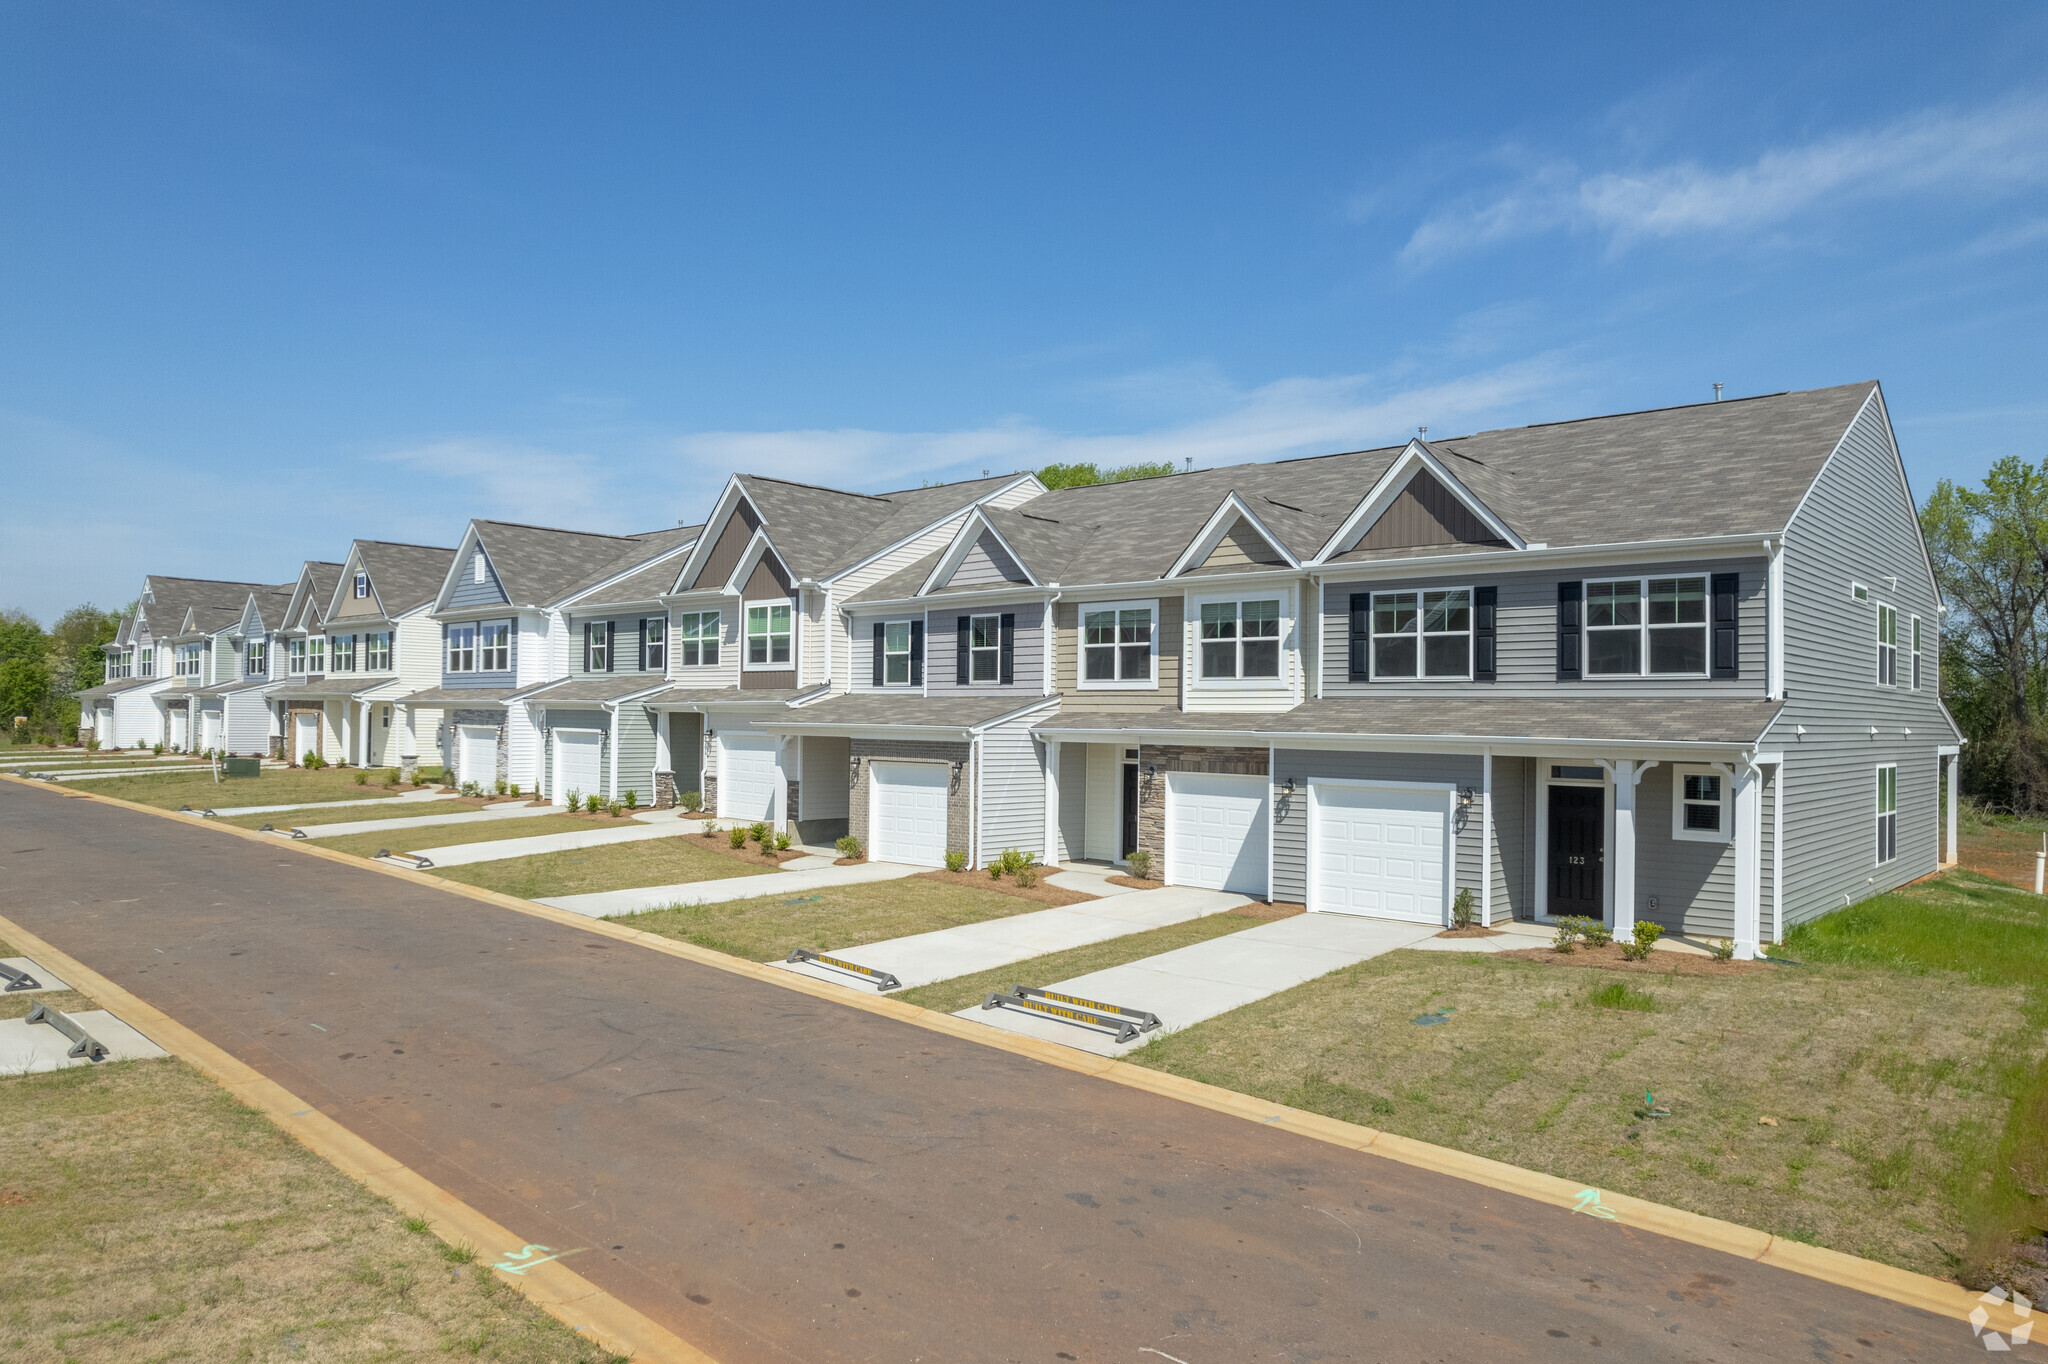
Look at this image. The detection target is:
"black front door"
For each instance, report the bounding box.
[1548,785,1604,918]
[1121,762,1140,860]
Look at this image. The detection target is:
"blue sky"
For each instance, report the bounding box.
[4,2,2046,622]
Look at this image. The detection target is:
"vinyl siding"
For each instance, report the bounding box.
[669,603,740,689]
[1775,390,1951,926]
[847,611,925,693]
[740,557,798,690]
[448,549,511,608]
[800,588,829,689]
[667,712,705,800]
[1319,558,1769,697]
[928,602,1045,697]
[1190,517,1286,573]
[566,615,665,677]
[1053,597,1184,712]
[1182,583,1306,713]
[439,616,519,689]
[984,479,1045,511]
[1271,749,1484,908]
[223,690,271,756]
[612,701,659,805]
[799,735,852,820]
[1488,754,1534,923]
[1633,763,1736,938]
[507,702,542,793]
[685,498,761,592]
[946,530,1028,588]
[977,715,1047,862]
[541,708,609,800]
[1055,741,1088,861]
[1084,742,1120,861]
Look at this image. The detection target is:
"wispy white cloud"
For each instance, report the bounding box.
[1401,97,2048,267]
[1965,215,2048,257]
[372,437,611,527]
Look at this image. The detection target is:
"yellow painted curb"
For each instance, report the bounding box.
[3,772,2029,1337]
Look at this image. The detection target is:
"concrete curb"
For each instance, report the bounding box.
[1,771,2026,1338]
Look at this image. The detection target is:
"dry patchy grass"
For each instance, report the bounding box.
[218,798,498,831]
[615,875,1045,962]
[432,835,773,900]
[79,766,417,811]
[312,813,613,860]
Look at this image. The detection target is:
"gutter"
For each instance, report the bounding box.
[1304,531,1782,579]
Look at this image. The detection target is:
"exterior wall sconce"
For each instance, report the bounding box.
[1281,776,1297,796]
[1457,785,1477,807]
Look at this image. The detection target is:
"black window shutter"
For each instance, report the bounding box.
[1711,572,1740,679]
[606,622,616,673]
[582,623,591,673]
[1348,593,1369,682]
[999,613,1015,685]
[1474,586,1497,682]
[637,619,647,671]
[872,622,886,687]
[910,619,924,685]
[1557,581,1582,680]
[956,616,970,685]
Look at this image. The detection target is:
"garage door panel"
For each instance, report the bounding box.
[871,762,949,867]
[556,731,603,802]
[1166,772,1269,895]
[1312,783,1448,923]
[720,734,781,822]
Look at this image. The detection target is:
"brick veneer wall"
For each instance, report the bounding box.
[848,737,973,862]
[1134,743,1270,870]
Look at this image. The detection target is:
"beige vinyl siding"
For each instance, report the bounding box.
[1188,517,1286,574]
[1320,558,1770,697]
[1181,582,1307,713]
[1052,597,1183,711]
[1775,391,1950,927]
[1055,742,1088,861]
[668,599,741,689]
[798,734,851,821]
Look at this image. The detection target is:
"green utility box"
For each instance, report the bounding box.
[223,757,261,779]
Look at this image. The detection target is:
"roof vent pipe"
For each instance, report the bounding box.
[1713,383,1723,402]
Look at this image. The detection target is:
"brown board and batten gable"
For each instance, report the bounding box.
[740,542,798,690]
[683,495,762,592]
[1350,467,1510,554]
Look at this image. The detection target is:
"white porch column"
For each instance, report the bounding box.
[1733,760,1762,960]
[1044,739,1062,866]
[1480,750,1494,926]
[1611,759,1637,936]
[1945,752,1960,866]
[396,704,416,758]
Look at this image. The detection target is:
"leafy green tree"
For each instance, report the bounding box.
[1035,459,1177,490]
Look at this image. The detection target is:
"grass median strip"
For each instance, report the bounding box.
[219,797,498,830]
[81,766,420,810]
[432,835,776,899]
[311,813,630,860]
[614,876,1046,963]
[897,906,1271,1015]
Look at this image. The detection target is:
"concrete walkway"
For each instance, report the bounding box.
[541,859,925,917]
[774,885,1246,991]
[962,911,1439,1056]
[384,810,693,868]
[185,789,452,817]
[40,764,212,780]
[298,801,561,839]
[1042,862,1138,897]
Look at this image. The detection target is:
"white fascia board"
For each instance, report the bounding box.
[818,473,1048,591]
[1307,531,1780,581]
[723,527,795,596]
[319,543,364,621]
[917,507,1041,596]
[667,478,751,594]
[852,585,1055,614]
[1309,442,1525,564]
[428,523,486,614]
[1783,384,1945,612]
[1166,492,1302,578]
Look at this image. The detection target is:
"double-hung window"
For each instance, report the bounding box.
[882,621,915,685]
[1877,604,1898,686]
[330,635,355,672]
[678,611,719,666]
[1371,589,1471,679]
[1082,602,1154,685]
[1199,598,1281,680]
[644,618,665,670]
[306,636,324,673]
[289,639,307,674]
[1910,616,1922,690]
[480,623,510,672]
[586,621,610,672]
[746,602,792,667]
[1875,764,1897,864]
[246,641,266,677]
[446,625,476,673]
[1585,576,1707,675]
[139,647,153,677]
[1672,765,1729,842]
[175,644,201,678]
[353,571,369,599]
[967,614,1001,683]
[364,632,390,671]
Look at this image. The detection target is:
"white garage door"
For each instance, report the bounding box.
[200,710,221,753]
[554,729,603,803]
[294,712,320,765]
[168,708,188,751]
[1166,772,1268,895]
[1311,783,1450,922]
[870,761,949,867]
[458,725,497,786]
[719,732,782,822]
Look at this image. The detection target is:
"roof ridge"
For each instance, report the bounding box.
[356,540,458,552]
[473,519,643,540]
[738,473,894,502]
[1454,383,1859,440]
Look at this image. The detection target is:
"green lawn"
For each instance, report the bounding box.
[612,875,1047,963]
[218,798,496,830]
[313,813,620,860]
[75,766,419,811]
[899,909,1265,1015]
[431,834,776,900]
[1130,869,2048,1289]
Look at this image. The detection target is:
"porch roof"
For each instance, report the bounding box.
[266,677,388,701]
[508,674,671,706]
[641,684,828,709]
[73,677,160,703]
[756,693,1054,736]
[394,685,516,707]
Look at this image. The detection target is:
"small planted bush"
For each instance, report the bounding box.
[749,821,769,845]
[384,768,401,787]
[1620,920,1665,962]
[353,770,369,786]
[1014,864,1039,888]
[608,800,625,817]
[494,777,508,795]
[1451,887,1477,929]
[460,779,483,798]
[1552,917,1582,953]
[84,737,99,752]
[1710,937,1736,961]
[624,788,638,809]
[835,834,864,860]
[1581,919,1613,948]
[586,793,606,814]
[774,831,792,851]
[508,782,521,798]
[153,742,165,755]
[565,788,581,811]
[681,790,703,812]
[944,850,967,873]
[1124,850,1153,881]
[729,826,749,849]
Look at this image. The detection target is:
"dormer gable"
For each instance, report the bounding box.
[1313,440,1522,562]
[670,480,766,594]
[919,508,1038,595]
[1167,493,1300,578]
[434,524,513,612]
[329,545,388,621]
[727,528,796,600]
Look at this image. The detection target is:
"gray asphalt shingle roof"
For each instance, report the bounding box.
[764,693,1055,730]
[1032,698,1782,746]
[506,675,672,705]
[467,522,695,608]
[643,684,827,707]
[564,527,704,607]
[141,575,279,637]
[733,473,1025,582]
[354,542,457,616]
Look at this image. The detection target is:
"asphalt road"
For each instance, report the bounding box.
[0,783,1980,1362]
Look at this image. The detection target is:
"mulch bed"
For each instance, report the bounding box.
[1492,942,1775,976]
[1107,875,1163,890]
[686,827,808,867]
[912,868,1096,906]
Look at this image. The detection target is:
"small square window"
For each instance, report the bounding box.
[1673,765,1730,843]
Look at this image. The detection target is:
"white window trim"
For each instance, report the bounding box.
[1367,586,1474,682]
[353,571,370,599]
[966,612,1002,685]
[363,631,391,672]
[1910,613,1923,691]
[1875,763,1898,865]
[743,598,795,672]
[586,620,611,672]
[1187,588,1292,691]
[1582,575,1711,680]
[675,610,722,669]
[644,617,666,671]
[447,624,477,674]
[1077,598,1160,690]
[479,621,511,673]
[306,637,324,673]
[1671,763,1731,843]
[1876,602,1898,688]
[879,617,918,688]
[1851,581,1869,602]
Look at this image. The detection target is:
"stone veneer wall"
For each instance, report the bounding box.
[449,707,509,783]
[654,770,675,809]
[848,737,973,862]
[1134,743,1270,871]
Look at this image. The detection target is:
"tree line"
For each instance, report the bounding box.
[0,605,125,744]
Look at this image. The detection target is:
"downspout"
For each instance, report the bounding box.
[1043,590,1060,696]
[1766,537,1785,701]
[970,733,983,870]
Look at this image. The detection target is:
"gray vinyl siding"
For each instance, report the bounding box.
[848,611,925,693]
[1633,764,1735,938]
[946,530,1027,588]
[667,712,705,800]
[1774,391,1951,927]
[1320,558,1769,697]
[978,715,1047,861]
[568,615,664,676]
[1488,754,1534,923]
[1270,749,1483,907]
[441,618,518,688]
[541,708,609,797]
[929,601,1046,697]
[448,551,511,609]
[612,703,658,805]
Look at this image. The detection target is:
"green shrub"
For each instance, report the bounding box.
[1584,980,1658,1012]
[353,770,369,786]
[835,834,864,860]
[508,782,520,797]
[1552,917,1582,952]
[608,800,625,817]
[494,777,507,795]
[384,768,400,787]
[587,793,606,814]
[774,831,792,851]
[84,737,99,752]
[1710,937,1736,961]
[624,788,638,809]
[1451,887,1477,929]
[1015,865,1039,889]
[152,742,164,756]
[1582,918,1613,948]
[460,780,483,798]
[749,821,769,845]
[729,826,748,849]
[1125,849,1153,881]
[1620,920,1665,962]
[681,790,703,812]
[944,850,967,873]
[565,788,581,811]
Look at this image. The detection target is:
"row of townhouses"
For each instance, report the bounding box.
[75,382,1961,957]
